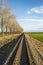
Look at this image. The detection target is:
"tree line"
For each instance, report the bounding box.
[0,7,23,34]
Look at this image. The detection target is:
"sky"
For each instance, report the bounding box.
[1,0,43,32]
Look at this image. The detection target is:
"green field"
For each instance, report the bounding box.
[27,33,43,42]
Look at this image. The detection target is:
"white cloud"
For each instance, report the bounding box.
[27,5,43,14]
[17,18,43,32]
[17,18,43,23]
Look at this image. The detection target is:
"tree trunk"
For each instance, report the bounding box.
[6,26,7,33]
[1,18,3,33]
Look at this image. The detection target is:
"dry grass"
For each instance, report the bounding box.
[25,34,43,65]
[0,34,20,48]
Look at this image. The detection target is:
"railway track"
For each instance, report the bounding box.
[0,33,43,65]
[12,35,30,65]
[12,35,23,65]
[0,33,23,65]
[25,38,36,65]
[25,34,43,65]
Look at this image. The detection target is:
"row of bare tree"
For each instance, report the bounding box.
[0,7,23,33]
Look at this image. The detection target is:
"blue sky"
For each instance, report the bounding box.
[7,0,43,32]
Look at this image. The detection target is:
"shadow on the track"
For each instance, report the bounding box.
[20,35,30,65]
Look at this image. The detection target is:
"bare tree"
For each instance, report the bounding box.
[0,7,4,33]
[3,8,10,33]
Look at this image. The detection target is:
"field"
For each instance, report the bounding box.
[27,33,43,42]
[0,33,43,65]
[26,33,43,65]
[0,33,20,48]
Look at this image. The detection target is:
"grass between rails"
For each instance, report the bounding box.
[27,32,43,42]
[0,33,20,48]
